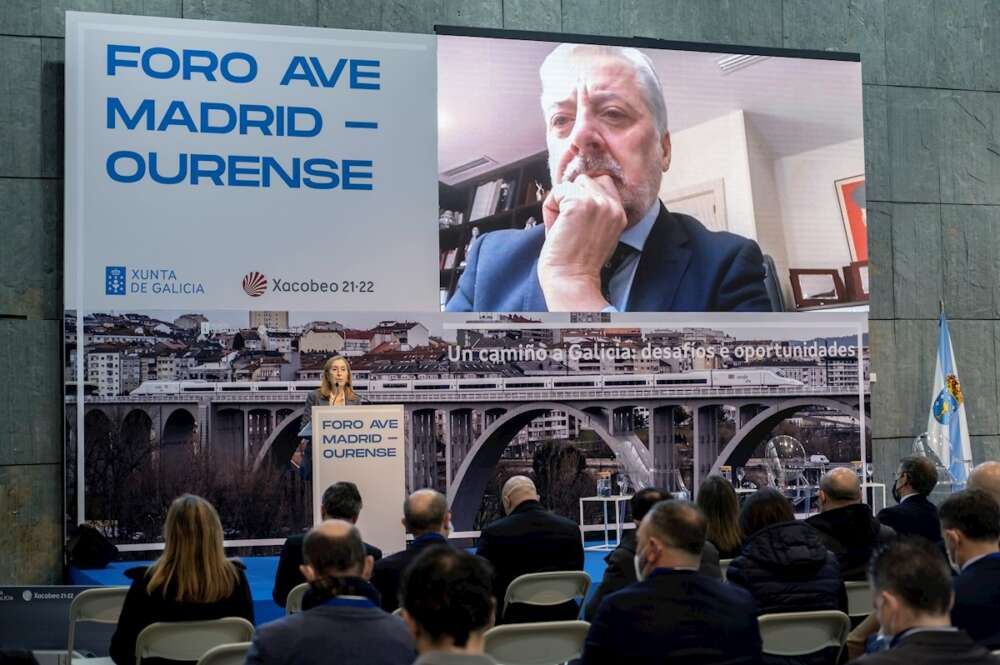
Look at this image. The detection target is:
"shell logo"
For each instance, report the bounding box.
[242,272,268,297]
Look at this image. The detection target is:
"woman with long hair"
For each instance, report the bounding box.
[696,475,744,559]
[110,495,254,665]
[293,355,365,478]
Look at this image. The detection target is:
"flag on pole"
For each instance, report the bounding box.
[926,308,972,487]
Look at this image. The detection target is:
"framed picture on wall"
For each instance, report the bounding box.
[789,269,847,309]
[835,175,867,261]
[843,260,869,301]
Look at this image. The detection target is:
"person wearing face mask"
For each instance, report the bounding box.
[475,476,584,624]
[292,355,366,479]
[580,499,761,665]
[371,489,453,613]
[939,489,1000,650]
[847,538,997,665]
[876,456,942,544]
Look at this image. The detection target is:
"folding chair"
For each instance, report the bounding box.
[285,582,310,615]
[758,610,850,662]
[68,587,130,665]
[844,581,873,618]
[134,618,254,665]
[483,620,590,665]
[502,571,591,621]
[194,642,252,665]
[719,558,733,581]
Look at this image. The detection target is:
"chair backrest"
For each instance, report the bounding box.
[194,642,251,665]
[844,581,873,618]
[762,255,785,312]
[286,582,310,615]
[503,572,591,618]
[67,587,130,658]
[392,607,403,617]
[758,611,850,658]
[719,559,733,581]
[483,620,590,665]
[134,618,254,665]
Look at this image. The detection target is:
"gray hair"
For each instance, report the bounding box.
[539,43,669,135]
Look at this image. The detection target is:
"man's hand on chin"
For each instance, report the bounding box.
[537,173,628,311]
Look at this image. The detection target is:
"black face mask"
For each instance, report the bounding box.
[891,483,901,504]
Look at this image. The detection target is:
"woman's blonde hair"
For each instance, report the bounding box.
[146,494,237,603]
[319,355,358,403]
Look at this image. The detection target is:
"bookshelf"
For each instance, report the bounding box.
[438,151,551,307]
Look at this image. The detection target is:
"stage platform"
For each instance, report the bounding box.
[70,550,611,626]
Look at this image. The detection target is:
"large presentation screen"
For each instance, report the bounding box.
[64,14,868,548]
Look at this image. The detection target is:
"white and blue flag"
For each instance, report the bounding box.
[927,311,972,487]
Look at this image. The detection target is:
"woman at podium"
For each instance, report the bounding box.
[292,355,365,478]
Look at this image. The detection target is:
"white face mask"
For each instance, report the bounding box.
[633,553,645,582]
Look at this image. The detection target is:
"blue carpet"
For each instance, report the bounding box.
[70,550,611,626]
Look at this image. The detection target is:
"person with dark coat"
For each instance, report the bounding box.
[581,500,762,665]
[475,476,584,623]
[848,538,998,665]
[806,468,895,580]
[110,496,254,665]
[727,488,847,665]
[583,487,720,621]
[273,481,383,607]
[877,456,942,544]
[940,490,1000,650]
[371,489,451,613]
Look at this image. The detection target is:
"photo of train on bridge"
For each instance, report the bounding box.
[64,310,869,546]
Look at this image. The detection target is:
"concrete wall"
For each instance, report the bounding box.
[3,0,999,583]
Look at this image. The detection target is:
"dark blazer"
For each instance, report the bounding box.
[876,494,942,544]
[583,529,721,620]
[849,628,999,665]
[370,533,449,612]
[110,562,254,665]
[446,205,771,312]
[806,503,896,580]
[581,568,762,665]
[297,389,367,479]
[475,500,584,623]
[952,554,1000,649]
[247,579,415,665]
[272,533,383,607]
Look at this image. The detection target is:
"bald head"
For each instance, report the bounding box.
[819,467,862,511]
[968,461,1000,505]
[502,476,539,514]
[403,489,449,536]
[302,519,367,578]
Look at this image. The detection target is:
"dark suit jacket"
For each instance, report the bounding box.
[849,628,999,665]
[475,500,584,623]
[110,562,254,665]
[581,568,762,665]
[806,503,896,580]
[370,533,449,612]
[583,529,721,620]
[952,554,1000,649]
[446,204,771,312]
[876,495,942,544]
[272,533,383,607]
[247,581,415,665]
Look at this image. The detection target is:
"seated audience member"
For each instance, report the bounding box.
[581,500,762,665]
[246,520,414,665]
[475,476,584,623]
[849,538,998,665]
[109,495,254,665]
[727,488,846,665]
[371,489,451,613]
[583,487,721,620]
[400,546,499,665]
[806,467,895,580]
[273,481,383,607]
[697,474,745,559]
[940,489,1000,650]
[877,456,942,543]
[968,461,1000,506]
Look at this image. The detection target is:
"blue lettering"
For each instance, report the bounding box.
[287,106,322,137]
[239,104,274,136]
[262,157,300,188]
[350,59,380,89]
[227,155,260,187]
[148,152,187,184]
[107,44,140,76]
[142,46,180,79]
[279,56,317,86]
[220,52,257,83]
[342,160,374,190]
[183,49,218,81]
[310,56,347,87]
[303,158,339,189]
[107,97,154,130]
[200,102,237,133]
[190,153,225,185]
[107,150,146,183]
[157,100,198,132]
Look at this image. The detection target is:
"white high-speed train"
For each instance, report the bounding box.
[130,369,802,396]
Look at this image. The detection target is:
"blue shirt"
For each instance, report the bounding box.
[604,201,659,312]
